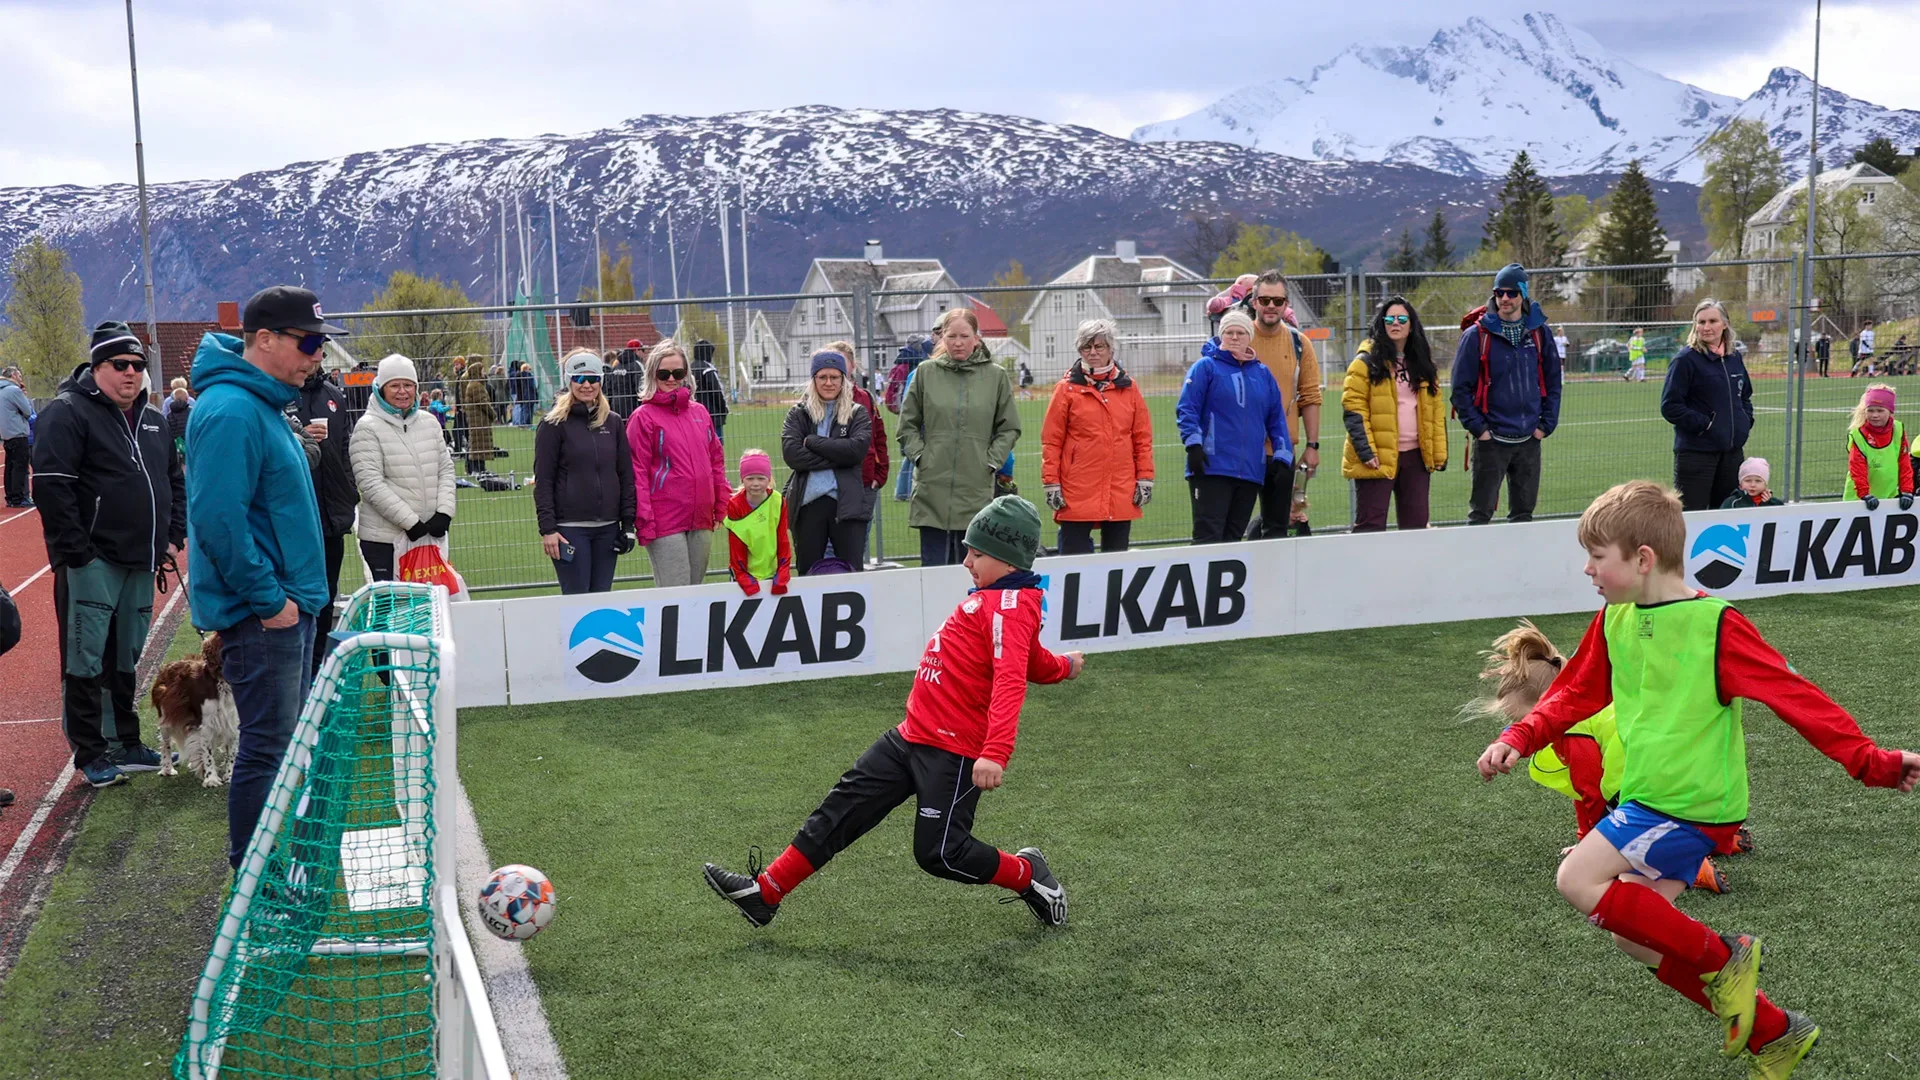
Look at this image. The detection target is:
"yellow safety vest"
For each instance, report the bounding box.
[1844,420,1905,500]
[1527,704,1623,803]
[724,491,783,580]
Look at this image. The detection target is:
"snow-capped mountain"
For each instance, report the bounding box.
[0,106,1701,323]
[1132,12,1920,184]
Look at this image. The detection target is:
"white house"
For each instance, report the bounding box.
[1018,241,1210,378]
[741,309,792,388]
[1559,217,1704,301]
[782,242,965,379]
[1739,163,1912,303]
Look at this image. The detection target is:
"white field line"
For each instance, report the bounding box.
[0,508,36,527]
[456,786,568,1079]
[0,761,76,896]
[0,718,57,726]
[8,563,51,595]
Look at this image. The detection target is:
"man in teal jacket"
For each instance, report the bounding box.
[186,285,342,869]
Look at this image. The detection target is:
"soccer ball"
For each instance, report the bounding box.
[477,864,555,941]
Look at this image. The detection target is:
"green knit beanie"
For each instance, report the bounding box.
[964,495,1042,571]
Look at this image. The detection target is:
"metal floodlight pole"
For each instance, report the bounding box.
[124,0,161,387]
[1794,0,1823,500]
[593,210,606,355]
[548,189,562,361]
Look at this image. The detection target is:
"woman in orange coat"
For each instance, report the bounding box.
[1040,318,1155,554]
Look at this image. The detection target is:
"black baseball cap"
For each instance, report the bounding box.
[241,285,349,336]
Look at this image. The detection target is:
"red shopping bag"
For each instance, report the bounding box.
[396,537,470,601]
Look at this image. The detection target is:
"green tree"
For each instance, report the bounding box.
[1482,151,1564,268]
[1553,194,1598,246]
[578,243,638,308]
[1420,210,1453,270]
[1209,224,1328,279]
[1699,119,1785,257]
[0,237,88,396]
[1852,136,1909,176]
[1382,228,1421,292]
[988,259,1035,346]
[346,271,489,383]
[671,304,733,379]
[1791,185,1886,320]
[1591,160,1671,323]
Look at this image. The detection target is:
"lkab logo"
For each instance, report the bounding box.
[568,608,646,683]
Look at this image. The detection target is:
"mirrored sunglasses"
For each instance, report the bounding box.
[275,329,328,356]
[570,374,602,384]
[1382,315,1410,325]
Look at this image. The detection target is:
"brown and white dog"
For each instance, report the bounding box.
[150,632,239,787]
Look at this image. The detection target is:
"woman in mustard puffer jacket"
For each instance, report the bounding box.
[1342,296,1447,531]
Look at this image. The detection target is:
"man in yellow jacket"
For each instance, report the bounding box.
[1248,271,1322,537]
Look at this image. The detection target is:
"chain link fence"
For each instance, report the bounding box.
[282,252,1918,594]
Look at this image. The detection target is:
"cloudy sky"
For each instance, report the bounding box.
[2,0,1913,189]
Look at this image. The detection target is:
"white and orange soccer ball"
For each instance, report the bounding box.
[477,864,555,941]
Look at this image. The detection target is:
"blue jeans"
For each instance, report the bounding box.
[223,612,316,869]
[513,401,533,426]
[554,524,620,594]
[894,456,914,500]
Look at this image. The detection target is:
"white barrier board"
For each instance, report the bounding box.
[448,502,1913,708]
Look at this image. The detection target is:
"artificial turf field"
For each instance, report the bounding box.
[451,588,1920,1080]
[412,370,1912,596]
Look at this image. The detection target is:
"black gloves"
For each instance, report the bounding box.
[1902,494,1915,511]
[1864,495,1880,511]
[1186,445,1208,477]
[426,512,452,537]
[405,518,432,541]
[613,525,637,555]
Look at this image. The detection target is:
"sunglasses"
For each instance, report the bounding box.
[654,368,687,382]
[1381,314,1410,325]
[106,357,150,373]
[1491,288,1523,300]
[1252,295,1288,307]
[570,374,602,385]
[274,329,328,356]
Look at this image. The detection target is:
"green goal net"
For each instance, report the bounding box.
[175,582,490,1079]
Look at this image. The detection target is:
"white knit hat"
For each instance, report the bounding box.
[373,354,418,389]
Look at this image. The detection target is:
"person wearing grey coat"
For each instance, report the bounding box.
[0,367,34,507]
[781,350,873,574]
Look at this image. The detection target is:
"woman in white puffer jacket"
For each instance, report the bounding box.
[349,354,456,582]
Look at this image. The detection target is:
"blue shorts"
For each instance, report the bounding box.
[1593,802,1714,883]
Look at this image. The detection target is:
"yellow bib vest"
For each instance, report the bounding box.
[724,491,783,580]
[1526,703,1623,803]
[1604,597,1747,823]
[1844,420,1905,500]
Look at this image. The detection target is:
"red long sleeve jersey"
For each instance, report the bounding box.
[898,586,1073,768]
[1501,604,1905,790]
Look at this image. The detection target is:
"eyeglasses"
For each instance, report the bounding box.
[106,357,150,373]
[654,368,686,382]
[1253,295,1288,307]
[570,374,602,385]
[1381,315,1410,325]
[1491,288,1523,300]
[274,329,327,356]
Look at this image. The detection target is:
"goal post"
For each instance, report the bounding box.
[174,581,509,1080]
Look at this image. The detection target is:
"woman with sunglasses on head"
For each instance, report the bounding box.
[349,353,457,585]
[1342,296,1447,531]
[627,339,731,588]
[533,350,636,594]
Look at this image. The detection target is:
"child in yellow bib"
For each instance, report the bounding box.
[1843,383,1913,508]
[1476,481,1919,1079]
[724,449,791,596]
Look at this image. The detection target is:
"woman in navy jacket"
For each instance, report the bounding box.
[1660,298,1754,511]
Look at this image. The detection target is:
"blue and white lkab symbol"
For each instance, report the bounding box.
[568,608,646,684]
[1688,523,1750,590]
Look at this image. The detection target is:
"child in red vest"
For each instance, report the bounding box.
[1477,481,1918,1078]
[723,449,790,595]
[704,496,1084,928]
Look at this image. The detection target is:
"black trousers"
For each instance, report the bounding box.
[1467,437,1542,525]
[53,565,139,769]
[360,540,396,582]
[1188,475,1261,544]
[1674,447,1745,512]
[793,495,867,574]
[918,527,968,567]
[554,523,620,594]
[3,436,27,503]
[790,728,1005,885]
[1255,458,1295,538]
[311,532,345,679]
[1057,520,1132,555]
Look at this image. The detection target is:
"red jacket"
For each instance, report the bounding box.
[1501,604,1906,790]
[853,386,890,488]
[724,489,791,595]
[898,582,1073,768]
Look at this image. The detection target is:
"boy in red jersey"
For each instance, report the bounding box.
[704,495,1084,928]
[1477,481,1919,1079]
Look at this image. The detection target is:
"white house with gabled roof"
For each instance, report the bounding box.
[782,242,965,377]
[1018,241,1211,378]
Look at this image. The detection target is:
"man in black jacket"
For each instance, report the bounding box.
[32,322,187,788]
[288,368,359,677]
[692,338,730,439]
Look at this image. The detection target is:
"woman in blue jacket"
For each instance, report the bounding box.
[1660,299,1753,511]
[1176,311,1293,543]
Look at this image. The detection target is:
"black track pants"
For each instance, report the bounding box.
[790,728,1005,885]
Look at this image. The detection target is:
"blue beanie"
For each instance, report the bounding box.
[810,349,849,376]
[1493,263,1530,300]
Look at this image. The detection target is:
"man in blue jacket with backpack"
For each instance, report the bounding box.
[1450,263,1562,525]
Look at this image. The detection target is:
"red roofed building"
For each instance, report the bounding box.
[544,310,664,356]
[130,301,242,386]
[969,296,1009,337]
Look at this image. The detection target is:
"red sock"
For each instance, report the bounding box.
[1654,956,1713,1012]
[1591,881,1732,971]
[756,846,815,904]
[1748,993,1788,1051]
[989,850,1033,892]
[1655,956,1788,1052]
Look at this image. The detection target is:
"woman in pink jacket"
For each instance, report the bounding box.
[626,339,731,588]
